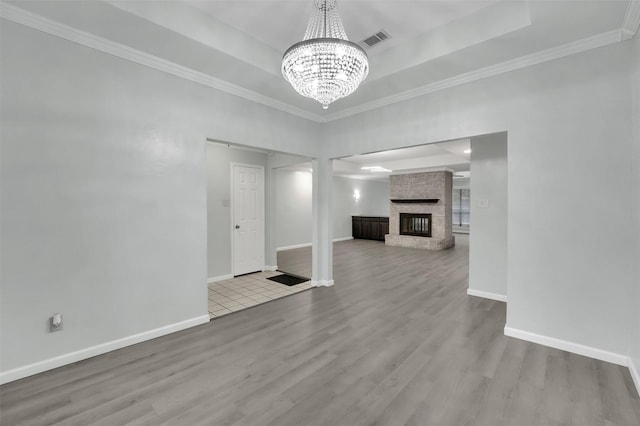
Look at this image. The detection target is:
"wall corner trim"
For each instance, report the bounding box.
[467,288,507,302]
[311,280,334,287]
[263,265,278,272]
[629,357,640,396]
[504,326,629,367]
[0,315,210,385]
[208,274,234,283]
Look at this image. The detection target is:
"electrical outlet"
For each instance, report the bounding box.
[50,313,63,332]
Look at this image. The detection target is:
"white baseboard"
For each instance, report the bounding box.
[332,236,354,243]
[504,326,629,367]
[276,242,311,252]
[207,274,233,283]
[0,315,210,385]
[276,237,354,252]
[629,357,640,396]
[452,229,470,234]
[467,288,507,302]
[311,280,334,287]
[263,265,278,272]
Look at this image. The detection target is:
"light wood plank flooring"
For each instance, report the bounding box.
[2,235,639,425]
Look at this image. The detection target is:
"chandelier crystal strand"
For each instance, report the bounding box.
[303,0,347,40]
[282,0,369,109]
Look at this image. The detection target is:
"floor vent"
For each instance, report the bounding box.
[361,30,391,48]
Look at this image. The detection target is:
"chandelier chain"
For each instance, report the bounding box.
[323,1,326,38]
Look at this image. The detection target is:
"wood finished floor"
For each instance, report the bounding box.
[2,235,639,425]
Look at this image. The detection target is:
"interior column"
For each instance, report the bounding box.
[264,164,278,271]
[311,157,334,287]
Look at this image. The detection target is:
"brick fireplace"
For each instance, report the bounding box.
[385,171,455,250]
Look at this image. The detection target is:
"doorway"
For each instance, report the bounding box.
[206,141,314,320]
[331,133,507,301]
[231,163,265,276]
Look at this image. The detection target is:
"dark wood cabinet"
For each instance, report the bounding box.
[352,216,389,241]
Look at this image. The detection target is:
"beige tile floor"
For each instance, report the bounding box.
[208,271,312,319]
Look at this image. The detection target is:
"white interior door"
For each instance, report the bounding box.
[232,164,264,276]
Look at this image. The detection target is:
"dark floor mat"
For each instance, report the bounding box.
[267,274,309,286]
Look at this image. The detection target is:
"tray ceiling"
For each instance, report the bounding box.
[2,0,637,122]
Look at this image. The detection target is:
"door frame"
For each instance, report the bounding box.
[230,162,265,276]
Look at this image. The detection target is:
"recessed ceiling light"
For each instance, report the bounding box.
[361,166,392,173]
[464,149,472,154]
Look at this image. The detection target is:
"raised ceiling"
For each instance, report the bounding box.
[2,0,638,122]
[334,138,471,181]
[278,138,471,181]
[185,1,499,53]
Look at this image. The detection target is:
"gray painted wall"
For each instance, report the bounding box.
[469,133,508,298]
[453,177,470,189]
[333,176,390,240]
[275,171,390,248]
[631,34,640,381]
[275,169,313,249]
[207,144,267,279]
[0,22,319,375]
[323,41,637,359]
[2,11,639,386]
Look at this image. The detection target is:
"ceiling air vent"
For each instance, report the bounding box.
[361,30,391,48]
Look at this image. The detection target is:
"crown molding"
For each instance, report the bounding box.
[0,2,632,125]
[0,2,325,123]
[323,29,624,122]
[622,0,640,40]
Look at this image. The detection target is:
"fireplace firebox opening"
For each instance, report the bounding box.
[399,213,432,237]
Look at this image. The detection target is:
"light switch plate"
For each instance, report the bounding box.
[478,199,489,208]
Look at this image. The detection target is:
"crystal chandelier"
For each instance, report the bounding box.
[282,0,369,109]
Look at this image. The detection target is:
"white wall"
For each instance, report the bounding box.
[0,21,320,380]
[324,41,637,360]
[469,133,508,300]
[207,144,268,280]
[275,171,390,249]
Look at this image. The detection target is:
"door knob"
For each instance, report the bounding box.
[235,225,240,229]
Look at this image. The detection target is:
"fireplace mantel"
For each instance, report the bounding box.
[390,199,439,204]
